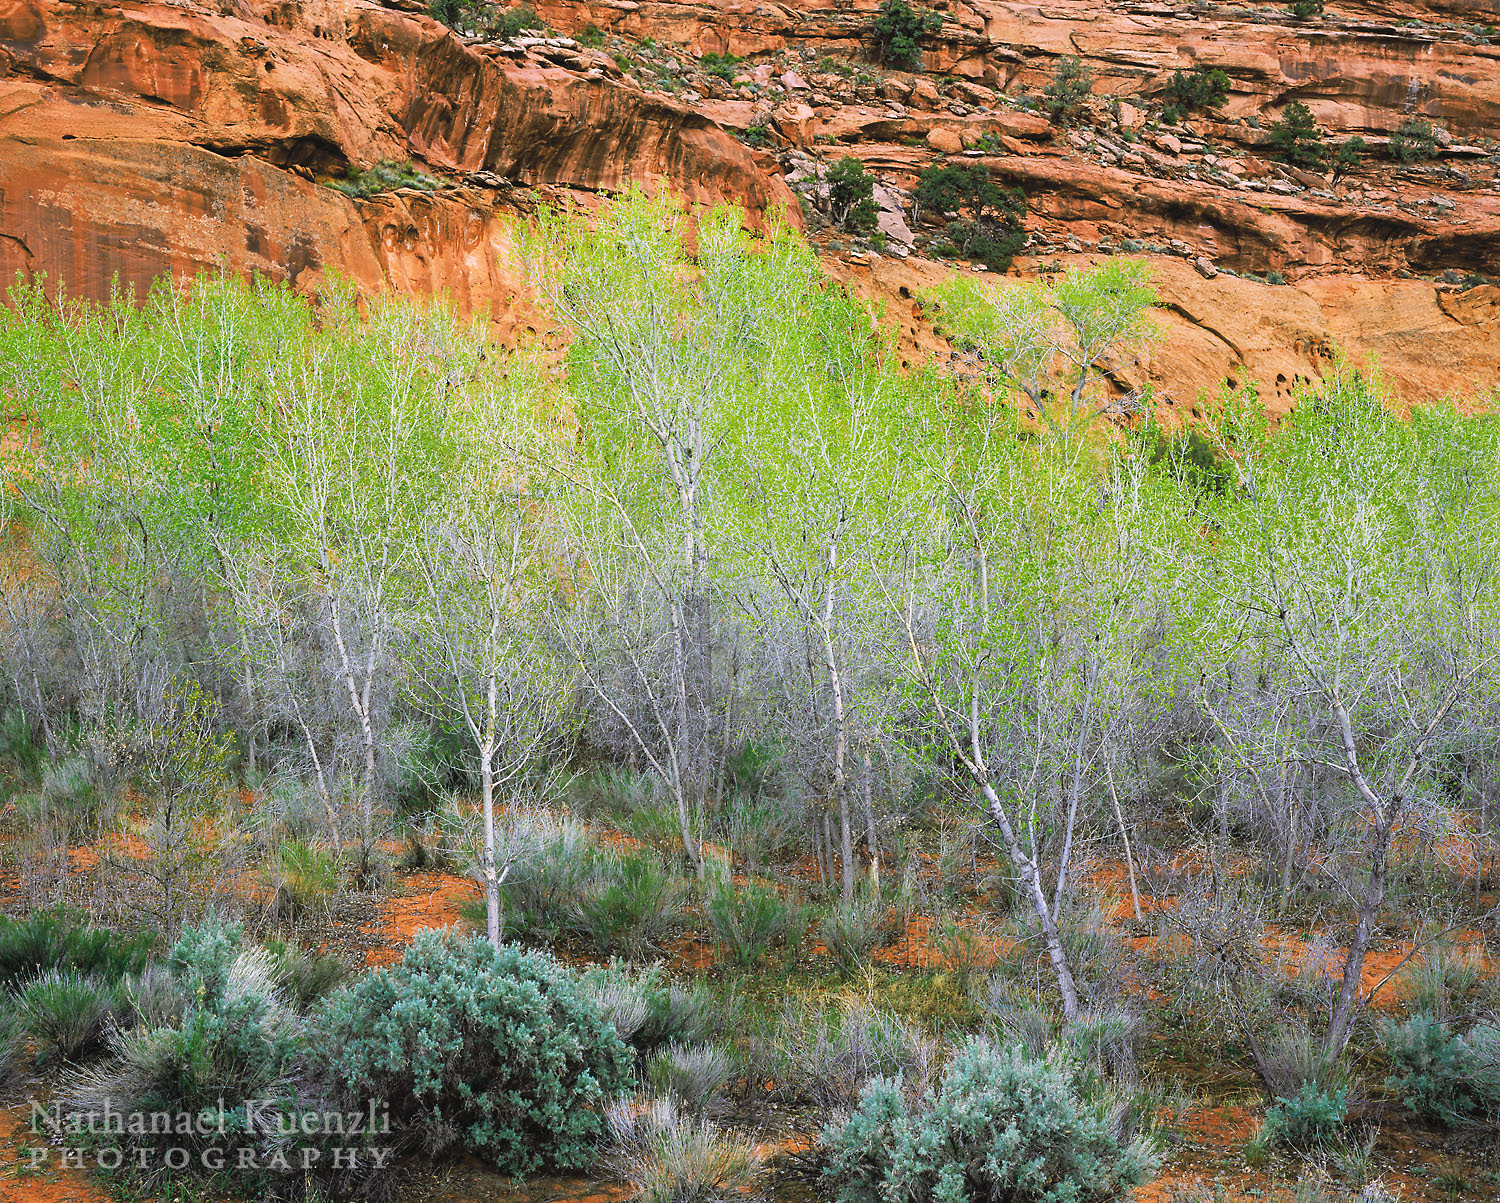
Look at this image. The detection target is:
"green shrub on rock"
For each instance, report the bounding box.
[319,929,633,1175]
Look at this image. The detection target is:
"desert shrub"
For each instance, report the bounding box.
[583,848,687,959]
[1289,0,1323,16]
[1259,1082,1348,1148]
[821,1038,1159,1203]
[1043,56,1093,124]
[328,159,444,199]
[871,1,941,70]
[1381,1013,1500,1126]
[915,163,1027,272]
[1163,66,1229,112]
[262,939,351,1011]
[261,838,340,921]
[705,875,806,967]
[700,52,741,81]
[760,997,938,1109]
[648,1042,736,1114]
[55,921,357,1197]
[500,812,601,941]
[1331,136,1366,181]
[570,764,656,822]
[36,754,105,838]
[820,891,893,973]
[607,1094,761,1203]
[827,157,880,235]
[19,970,119,1062]
[0,706,45,784]
[0,909,154,988]
[1270,102,1328,170]
[428,0,539,39]
[319,929,632,1174]
[1390,117,1440,164]
[1400,939,1486,1019]
[639,981,721,1051]
[0,1009,20,1085]
[398,808,464,871]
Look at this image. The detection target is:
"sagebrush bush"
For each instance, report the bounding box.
[319,929,633,1175]
[58,920,368,1196]
[19,970,118,1062]
[821,1038,1158,1203]
[606,1094,761,1203]
[706,875,806,967]
[1381,1012,1500,1126]
[1260,1082,1348,1148]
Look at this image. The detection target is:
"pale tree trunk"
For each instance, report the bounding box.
[1105,762,1142,924]
[820,538,855,902]
[862,745,880,891]
[480,669,502,949]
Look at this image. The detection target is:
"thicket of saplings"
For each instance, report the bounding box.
[1,190,1499,1202]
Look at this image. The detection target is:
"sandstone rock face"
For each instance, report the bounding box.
[0,0,795,310]
[3,0,1498,408]
[833,253,1500,413]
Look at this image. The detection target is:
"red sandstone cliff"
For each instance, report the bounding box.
[2,0,1497,404]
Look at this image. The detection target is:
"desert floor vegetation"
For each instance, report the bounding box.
[1,189,1499,1203]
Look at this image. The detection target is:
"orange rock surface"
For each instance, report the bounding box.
[3,0,1498,406]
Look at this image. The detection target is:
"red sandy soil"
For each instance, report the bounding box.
[0,1105,113,1203]
[360,870,481,967]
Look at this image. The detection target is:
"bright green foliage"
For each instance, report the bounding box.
[871,1,942,70]
[929,258,1157,442]
[1270,101,1328,170]
[1260,1083,1348,1148]
[699,52,741,80]
[318,929,632,1174]
[1043,56,1094,123]
[1289,0,1324,17]
[1382,1013,1500,1127]
[827,156,880,234]
[1390,117,1440,163]
[1163,66,1230,111]
[822,1039,1158,1203]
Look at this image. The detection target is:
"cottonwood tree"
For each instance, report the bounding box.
[931,259,1158,445]
[412,354,572,946]
[267,291,457,875]
[529,190,816,873]
[727,284,904,899]
[889,382,1186,1019]
[1193,373,1500,1078]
